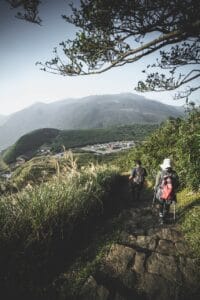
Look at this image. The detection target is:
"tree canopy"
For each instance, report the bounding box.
[7,0,200,100]
[6,0,41,24]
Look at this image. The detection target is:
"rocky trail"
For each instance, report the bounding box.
[78,183,200,300]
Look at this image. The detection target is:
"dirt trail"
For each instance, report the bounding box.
[79,182,200,300]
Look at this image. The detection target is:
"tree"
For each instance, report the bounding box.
[7,0,200,100]
[6,0,41,24]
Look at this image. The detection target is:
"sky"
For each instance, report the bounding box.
[1,0,199,115]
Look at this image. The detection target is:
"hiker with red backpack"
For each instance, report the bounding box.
[129,160,147,202]
[154,158,179,223]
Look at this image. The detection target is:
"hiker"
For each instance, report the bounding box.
[154,158,179,222]
[129,160,147,201]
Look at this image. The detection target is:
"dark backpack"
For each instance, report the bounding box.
[132,167,146,185]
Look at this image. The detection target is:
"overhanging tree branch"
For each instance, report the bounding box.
[6,0,200,100]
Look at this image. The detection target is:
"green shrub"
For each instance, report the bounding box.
[115,109,200,190]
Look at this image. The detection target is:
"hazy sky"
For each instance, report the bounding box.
[1,0,199,115]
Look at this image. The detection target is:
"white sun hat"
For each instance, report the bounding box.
[160,158,172,170]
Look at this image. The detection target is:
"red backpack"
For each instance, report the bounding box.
[160,174,173,200]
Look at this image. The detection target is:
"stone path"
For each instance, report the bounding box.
[79,199,200,300]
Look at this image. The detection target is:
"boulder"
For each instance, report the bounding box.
[179,257,200,289]
[156,239,176,255]
[146,252,181,282]
[137,272,178,300]
[175,241,190,256]
[79,276,109,300]
[103,244,136,276]
[136,235,157,251]
[157,228,183,242]
[132,251,146,273]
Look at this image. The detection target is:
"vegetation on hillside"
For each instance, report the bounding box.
[3,128,60,164]
[0,153,126,299]
[0,156,9,173]
[0,107,199,299]
[2,124,157,164]
[115,107,200,191]
[177,189,200,259]
[51,124,158,152]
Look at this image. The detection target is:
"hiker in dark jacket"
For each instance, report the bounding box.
[129,160,147,201]
[154,158,179,222]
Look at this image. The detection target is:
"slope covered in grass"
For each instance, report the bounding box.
[0,152,127,298]
[2,124,157,164]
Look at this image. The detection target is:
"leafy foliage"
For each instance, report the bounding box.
[6,0,41,24]
[37,0,200,100]
[115,108,200,190]
[6,1,200,99]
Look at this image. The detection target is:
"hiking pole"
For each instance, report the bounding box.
[173,201,176,221]
[152,190,156,209]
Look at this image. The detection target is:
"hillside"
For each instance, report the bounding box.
[2,124,157,164]
[0,115,9,126]
[2,128,60,164]
[0,109,199,299]
[0,93,183,150]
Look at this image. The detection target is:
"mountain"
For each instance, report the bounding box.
[0,93,183,150]
[0,114,9,126]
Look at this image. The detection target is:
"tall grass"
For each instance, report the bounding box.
[0,152,123,298]
[177,189,200,259]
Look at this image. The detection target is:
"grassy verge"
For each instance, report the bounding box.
[0,154,126,299]
[177,189,200,259]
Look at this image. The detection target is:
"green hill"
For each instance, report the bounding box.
[2,124,158,164]
[51,124,158,151]
[2,128,60,164]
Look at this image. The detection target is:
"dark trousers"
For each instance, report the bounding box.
[159,201,170,217]
[131,183,143,201]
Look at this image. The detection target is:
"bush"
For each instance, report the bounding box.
[115,108,200,190]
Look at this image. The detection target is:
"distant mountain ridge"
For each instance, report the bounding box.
[0,115,9,126]
[0,93,183,150]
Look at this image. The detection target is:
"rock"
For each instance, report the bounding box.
[147,228,159,237]
[124,220,138,232]
[121,270,137,289]
[79,276,109,300]
[103,244,136,276]
[122,233,137,247]
[131,228,146,235]
[132,252,146,273]
[137,272,178,300]
[146,252,181,282]
[114,293,127,300]
[175,241,190,256]
[156,239,176,255]
[157,228,183,242]
[179,257,200,289]
[136,235,157,251]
